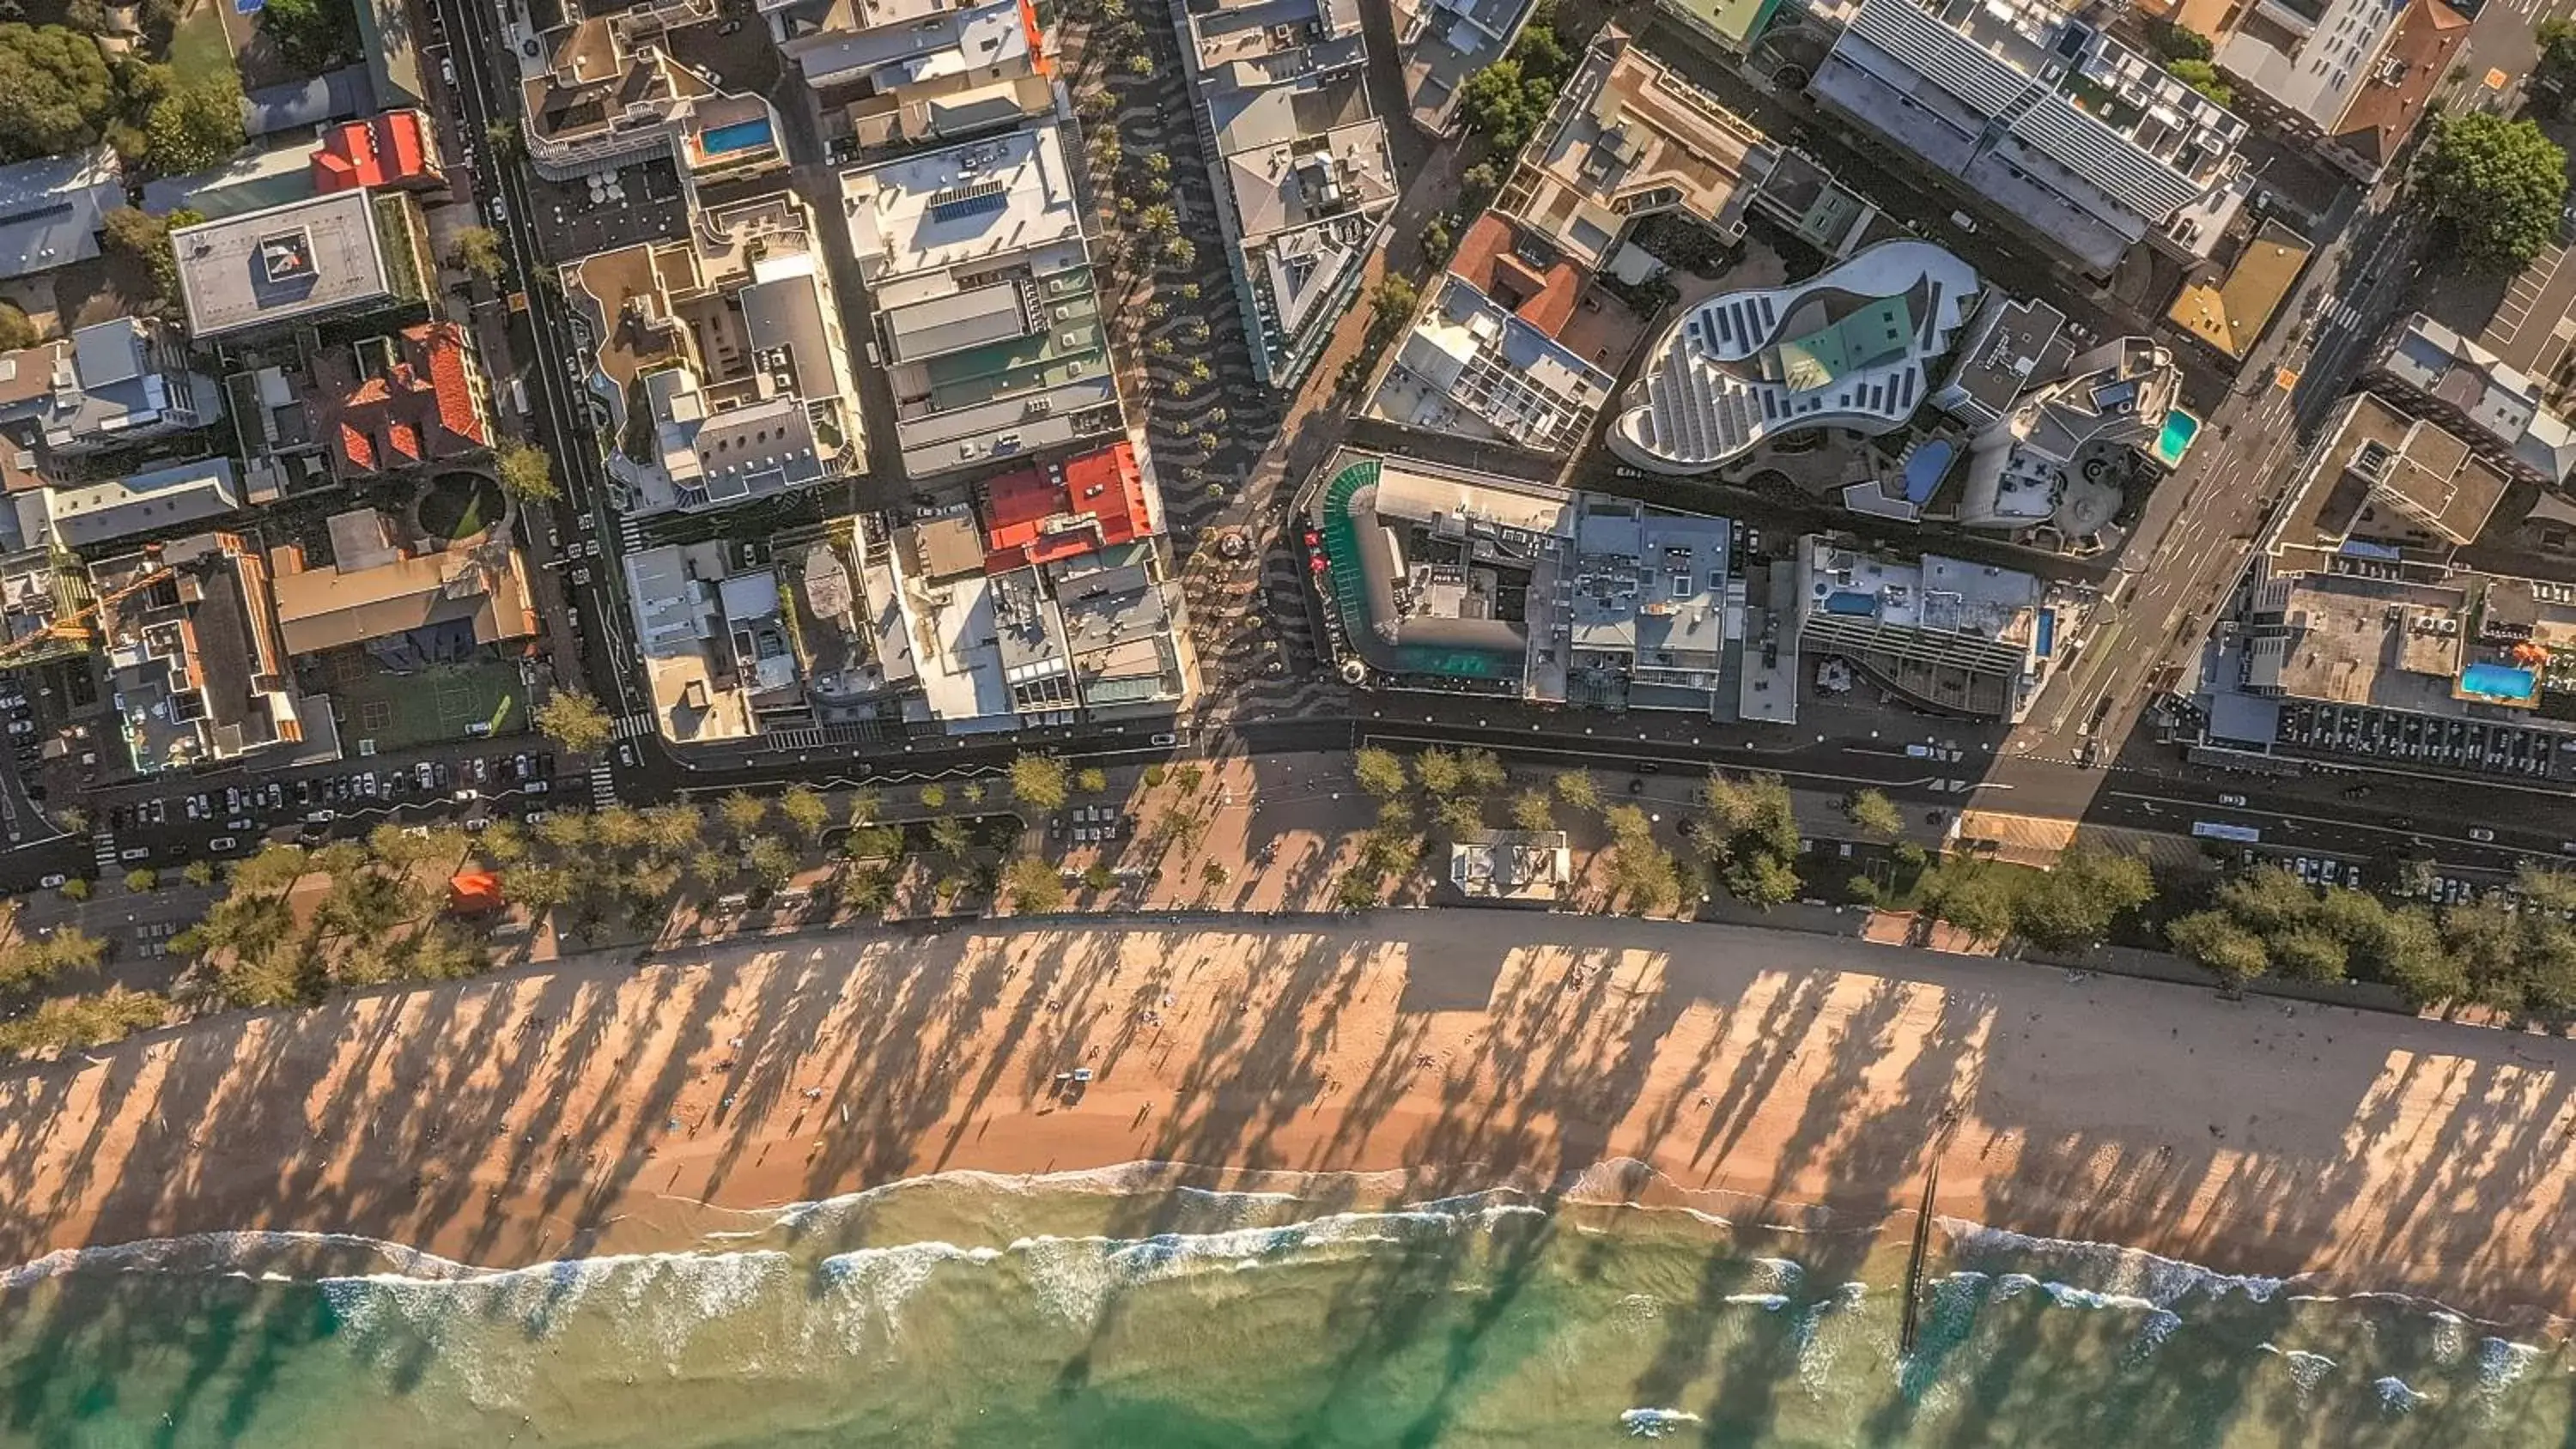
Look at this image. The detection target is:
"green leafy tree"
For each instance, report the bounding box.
[2415,112,2569,270]
[501,863,575,913]
[449,225,508,284]
[777,784,829,842]
[918,782,947,811]
[2012,847,2154,953]
[719,790,767,839]
[1354,747,1408,800]
[1003,855,1066,914]
[181,859,215,888]
[1510,789,1554,834]
[493,440,561,503]
[123,868,156,893]
[58,876,89,901]
[1553,769,1599,814]
[1414,746,1462,797]
[1372,273,1418,324]
[1456,58,1553,152]
[2165,58,2231,107]
[1010,753,1070,811]
[2166,909,2269,986]
[0,303,34,352]
[0,25,116,161]
[143,78,243,177]
[2269,926,2350,983]
[261,0,359,72]
[1434,796,1483,840]
[2148,18,2214,61]
[0,987,167,1056]
[535,689,612,754]
[1075,767,1108,795]
[745,838,797,892]
[1842,788,1904,841]
[1933,868,2019,943]
[2538,17,2576,98]
[1456,748,1506,797]
[1722,852,1798,909]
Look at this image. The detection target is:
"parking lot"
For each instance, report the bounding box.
[88,749,574,884]
[2271,700,2570,782]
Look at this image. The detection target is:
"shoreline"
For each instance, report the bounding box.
[3,912,2574,1331]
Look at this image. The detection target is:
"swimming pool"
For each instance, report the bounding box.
[701,118,775,156]
[2152,409,2200,467]
[1900,440,1953,505]
[2460,661,2541,704]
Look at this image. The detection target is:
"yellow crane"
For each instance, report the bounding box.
[0,563,175,664]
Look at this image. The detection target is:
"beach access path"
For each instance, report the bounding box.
[3,910,2573,1325]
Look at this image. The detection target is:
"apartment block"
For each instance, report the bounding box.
[841,122,1125,479]
[562,192,866,515]
[1809,0,2249,276]
[1790,535,2082,721]
[776,0,1054,150]
[1174,0,1399,388]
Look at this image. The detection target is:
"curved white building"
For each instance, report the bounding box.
[1608,239,1979,475]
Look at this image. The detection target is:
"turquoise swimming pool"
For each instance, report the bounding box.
[702,118,774,155]
[2153,409,2200,466]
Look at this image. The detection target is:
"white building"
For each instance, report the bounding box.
[1610,240,1979,474]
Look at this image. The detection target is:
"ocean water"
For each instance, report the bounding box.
[0,1161,2566,1447]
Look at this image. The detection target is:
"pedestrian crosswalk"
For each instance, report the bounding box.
[589,760,619,806]
[617,516,643,552]
[611,712,657,741]
[91,830,118,873]
[2319,299,2365,334]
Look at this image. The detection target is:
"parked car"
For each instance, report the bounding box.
[2218,793,2246,808]
[2470,827,2497,842]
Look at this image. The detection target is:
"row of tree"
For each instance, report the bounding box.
[2166,862,2576,1012]
[0,22,241,176]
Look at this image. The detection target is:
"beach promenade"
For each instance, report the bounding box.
[3,910,2574,1326]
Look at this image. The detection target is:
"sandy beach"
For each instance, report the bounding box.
[4,910,2575,1326]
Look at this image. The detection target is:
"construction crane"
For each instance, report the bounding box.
[0,563,175,665]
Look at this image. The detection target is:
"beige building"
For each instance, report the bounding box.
[269,510,536,661]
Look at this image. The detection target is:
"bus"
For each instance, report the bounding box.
[2190,820,2261,844]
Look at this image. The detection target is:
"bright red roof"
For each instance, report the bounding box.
[313,111,440,194]
[977,441,1153,572]
[325,322,489,476]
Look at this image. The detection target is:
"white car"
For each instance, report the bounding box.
[305,809,336,824]
[2470,828,2497,843]
[208,836,236,853]
[2217,793,2246,808]
[37,873,64,888]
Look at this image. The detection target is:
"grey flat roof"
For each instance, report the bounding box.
[173,191,392,340]
[885,282,1030,363]
[0,146,120,282]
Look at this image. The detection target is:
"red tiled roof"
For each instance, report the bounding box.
[324,321,489,476]
[1446,213,1582,339]
[2328,0,2467,169]
[312,110,441,194]
[976,441,1155,572]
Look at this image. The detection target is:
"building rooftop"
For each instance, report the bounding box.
[1372,270,1614,455]
[173,191,400,340]
[0,318,222,461]
[316,321,489,476]
[1812,0,2246,271]
[841,124,1081,283]
[0,145,122,282]
[1498,29,1776,270]
[2374,312,2576,486]
[1936,293,2070,425]
[1613,239,1979,472]
[2221,0,2464,173]
[311,110,440,193]
[270,518,534,657]
[2269,391,2512,567]
[13,458,240,552]
[2167,219,2310,360]
[97,530,305,771]
[979,440,1155,568]
[1224,120,1398,241]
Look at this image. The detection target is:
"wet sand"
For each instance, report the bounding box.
[3,912,2574,1325]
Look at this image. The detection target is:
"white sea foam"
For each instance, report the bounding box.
[1723,1293,1791,1311]
[2375,1375,2433,1413]
[1620,1407,1702,1438]
[1750,1257,1805,1291]
[2257,1343,2336,1404]
[1940,1221,2291,1307]
[1,1229,480,1291]
[2476,1336,2545,1420]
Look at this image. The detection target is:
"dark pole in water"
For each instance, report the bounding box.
[1899,1111,1961,1360]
